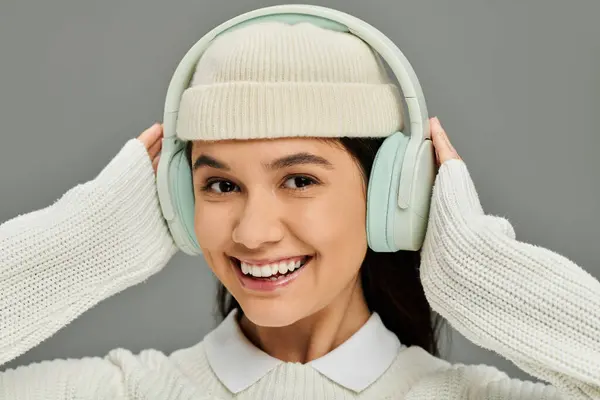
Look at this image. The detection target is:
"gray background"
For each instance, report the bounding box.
[1,0,599,384]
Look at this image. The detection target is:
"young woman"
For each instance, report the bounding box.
[1,20,599,400]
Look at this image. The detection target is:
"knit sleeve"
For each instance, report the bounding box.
[0,138,179,367]
[406,362,564,399]
[418,159,600,400]
[0,356,127,399]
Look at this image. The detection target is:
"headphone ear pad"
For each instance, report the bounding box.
[366,132,410,252]
[366,132,436,252]
[168,147,203,255]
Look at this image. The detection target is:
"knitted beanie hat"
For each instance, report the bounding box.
[175,21,405,141]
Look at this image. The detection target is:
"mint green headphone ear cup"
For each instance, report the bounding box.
[398,138,435,250]
[366,132,410,252]
[168,147,202,254]
[366,132,436,252]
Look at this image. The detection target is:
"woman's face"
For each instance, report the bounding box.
[191,137,368,327]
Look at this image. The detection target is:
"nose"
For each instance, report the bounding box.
[231,191,284,250]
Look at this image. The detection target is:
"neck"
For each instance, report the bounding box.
[238,275,371,363]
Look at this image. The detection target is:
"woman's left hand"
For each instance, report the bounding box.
[430,117,462,167]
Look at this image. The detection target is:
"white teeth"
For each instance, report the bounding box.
[261,267,270,277]
[278,262,288,275]
[288,260,301,272]
[239,258,307,278]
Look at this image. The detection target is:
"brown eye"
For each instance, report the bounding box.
[283,176,317,189]
[202,179,240,194]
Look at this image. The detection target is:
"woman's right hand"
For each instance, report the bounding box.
[137,123,164,175]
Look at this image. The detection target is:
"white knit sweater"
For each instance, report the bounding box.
[0,138,598,399]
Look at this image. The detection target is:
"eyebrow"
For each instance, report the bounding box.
[193,154,230,171]
[192,152,334,172]
[268,152,334,170]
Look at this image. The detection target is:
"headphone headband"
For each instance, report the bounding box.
[158,4,429,226]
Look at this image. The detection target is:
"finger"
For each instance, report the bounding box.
[152,154,160,175]
[430,119,451,160]
[431,133,442,167]
[435,132,458,163]
[433,144,441,168]
[137,123,163,150]
[147,136,162,159]
[137,123,161,150]
[431,117,461,164]
[440,128,459,156]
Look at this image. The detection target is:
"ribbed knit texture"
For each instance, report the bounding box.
[1,138,599,399]
[176,22,404,141]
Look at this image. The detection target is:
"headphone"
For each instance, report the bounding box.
[156,4,436,256]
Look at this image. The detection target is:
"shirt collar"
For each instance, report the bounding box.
[203,309,403,394]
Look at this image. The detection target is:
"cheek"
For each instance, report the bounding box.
[291,188,367,269]
[193,202,238,281]
[193,202,231,250]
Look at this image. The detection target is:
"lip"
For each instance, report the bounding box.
[230,257,311,292]
[234,255,307,266]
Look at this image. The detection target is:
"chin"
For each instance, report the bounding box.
[236,296,309,327]
[220,254,318,327]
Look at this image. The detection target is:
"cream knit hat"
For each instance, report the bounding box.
[176,21,404,141]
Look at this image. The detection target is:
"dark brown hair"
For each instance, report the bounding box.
[185,138,447,357]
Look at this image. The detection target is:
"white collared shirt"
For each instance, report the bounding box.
[203,310,405,394]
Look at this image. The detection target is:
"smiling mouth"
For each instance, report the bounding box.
[230,256,312,281]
